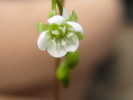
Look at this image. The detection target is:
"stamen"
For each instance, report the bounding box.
[61,38,66,46]
[67,33,73,38]
[59,26,66,33]
[52,30,59,35]
[57,38,61,46]
[52,38,56,45]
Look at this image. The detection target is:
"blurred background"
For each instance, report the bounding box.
[0,0,133,100]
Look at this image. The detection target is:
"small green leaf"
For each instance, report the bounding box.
[36,22,50,32]
[67,30,84,40]
[65,51,79,69]
[67,10,78,22]
[63,23,72,28]
[56,62,71,88]
[75,32,84,40]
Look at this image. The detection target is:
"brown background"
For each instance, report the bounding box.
[0,0,123,100]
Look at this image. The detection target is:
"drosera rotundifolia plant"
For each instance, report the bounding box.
[36,0,83,99]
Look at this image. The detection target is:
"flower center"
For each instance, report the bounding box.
[67,33,73,38]
[59,26,66,33]
[51,24,67,37]
[52,30,59,35]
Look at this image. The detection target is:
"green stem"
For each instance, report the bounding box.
[56,0,63,15]
[52,0,57,15]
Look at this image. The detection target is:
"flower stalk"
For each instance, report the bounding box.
[54,58,60,100]
[52,0,57,15]
[56,0,63,15]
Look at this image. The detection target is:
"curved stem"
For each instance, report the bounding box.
[56,0,63,15]
[52,0,57,15]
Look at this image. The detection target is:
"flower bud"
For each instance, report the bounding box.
[56,62,70,87]
[65,51,79,69]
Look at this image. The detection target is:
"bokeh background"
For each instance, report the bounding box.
[0,0,132,100]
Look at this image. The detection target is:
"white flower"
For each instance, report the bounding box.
[37,8,83,58]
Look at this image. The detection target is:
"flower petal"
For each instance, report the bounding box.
[61,33,79,52]
[66,22,83,34]
[37,31,52,50]
[47,15,65,25]
[62,8,70,19]
[47,38,67,58]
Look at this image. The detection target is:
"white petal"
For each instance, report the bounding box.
[62,8,70,19]
[66,22,83,34]
[61,33,79,52]
[47,39,67,58]
[47,15,65,25]
[37,31,52,50]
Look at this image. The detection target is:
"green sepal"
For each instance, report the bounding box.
[65,51,79,69]
[67,29,84,40]
[75,32,84,40]
[51,23,60,30]
[63,23,72,28]
[67,10,78,22]
[36,22,50,32]
[56,62,71,87]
